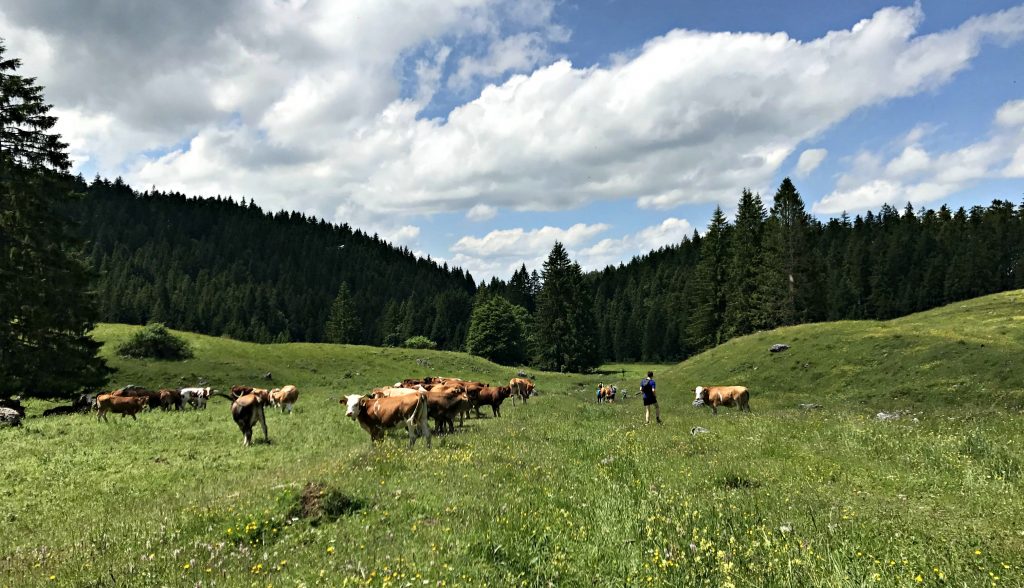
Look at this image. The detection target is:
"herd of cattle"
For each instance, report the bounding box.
[75,376,537,448]
[0,377,754,445]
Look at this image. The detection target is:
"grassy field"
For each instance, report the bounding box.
[1,291,1023,587]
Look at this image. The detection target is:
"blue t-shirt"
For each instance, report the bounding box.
[640,378,656,399]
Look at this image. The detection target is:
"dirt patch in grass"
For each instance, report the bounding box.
[289,482,366,525]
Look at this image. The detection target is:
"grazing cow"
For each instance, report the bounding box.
[42,393,96,417]
[509,377,535,406]
[472,385,512,417]
[95,394,148,422]
[158,388,184,411]
[692,386,751,415]
[342,392,431,448]
[110,386,162,410]
[269,385,299,413]
[180,387,212,409]
[231,390,270,446]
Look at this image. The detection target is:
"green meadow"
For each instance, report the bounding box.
[2,291,1022,587]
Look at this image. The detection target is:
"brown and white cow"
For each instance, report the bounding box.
[269,385,299,413]
[180,387,212,409]
[231,389,271,446]
[342,391,431,448]
[370,386,423,398]
[95,394,148,422]
[509,377,535,406]
[692,385,751,415]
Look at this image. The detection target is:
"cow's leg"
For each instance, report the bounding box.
[711,404,718,416]
[131,413,137,420]
[259,411,268,443]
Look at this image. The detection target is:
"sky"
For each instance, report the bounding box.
[2,0,1023,281]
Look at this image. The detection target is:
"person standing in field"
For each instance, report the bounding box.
[640,371,661,424]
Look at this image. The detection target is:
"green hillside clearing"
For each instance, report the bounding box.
[1,292,1022,587]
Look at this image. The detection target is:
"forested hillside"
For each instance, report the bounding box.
[576,181,1024,362]
[70,176,1024,365]
[71,177,476,347]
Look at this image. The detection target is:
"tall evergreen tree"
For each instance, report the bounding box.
[688,206,731,350]
[723,189,767,337]
[761,178,821,326]
[0,45,110,398]
[532,242,599,372]
[324,282,359,343]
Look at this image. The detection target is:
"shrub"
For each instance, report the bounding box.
[116,323,193,360]
[401,336,437,350]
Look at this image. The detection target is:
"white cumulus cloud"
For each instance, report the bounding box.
[813,98,1024,214]
[795,148,828,178]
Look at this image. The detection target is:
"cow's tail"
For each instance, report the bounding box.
[409,391,431,447]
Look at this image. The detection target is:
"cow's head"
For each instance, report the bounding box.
[343,394,364,418]
[692,386,707,407]
[498,386,512,399]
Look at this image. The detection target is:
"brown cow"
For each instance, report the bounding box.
[95,394,148,422]
[231,390,271,446]
[472,385,512,417]
[692,386,751,415]
[425,387,471,434]
[342,392,431,448]
[110,386,162,410]
[230,385,254,399]
[158,388,183,411]
[509,377,535,406]
[269,385,299,413]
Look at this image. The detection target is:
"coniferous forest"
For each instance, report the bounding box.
[67,175,1024,370]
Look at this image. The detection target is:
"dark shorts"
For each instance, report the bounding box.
[643,394,657,406]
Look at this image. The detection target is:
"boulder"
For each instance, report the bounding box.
[0,407,22,427]
[769,344,790,353]
[690,426,711,435]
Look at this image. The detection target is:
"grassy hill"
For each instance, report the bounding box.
[1,292,1022,587]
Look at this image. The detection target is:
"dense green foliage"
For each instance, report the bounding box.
[323,283,359,344]
[115,322,192,360]
[0,44,109,399]
[71,177,476,348]
[400,335,437,350]
[532,242,599,372]
[2,291,1021,586]
[464,294,529,365]
[588,179,1024,362]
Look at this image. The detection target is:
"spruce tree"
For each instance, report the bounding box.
[723,189,767,337]
[688,206,731,350]
[532,242,599,372]
[761,178,820,326]
[324,282,359,343]
[0,44,110,398]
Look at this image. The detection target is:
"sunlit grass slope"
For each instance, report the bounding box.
[1,291,1022,587]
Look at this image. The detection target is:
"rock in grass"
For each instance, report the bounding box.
[690,426,710,435]
[0,407,22,427]
[875,411,902,421]
[799,403,822,410]
[769,343,790,353]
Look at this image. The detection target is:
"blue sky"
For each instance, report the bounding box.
[2,0,1022,281]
